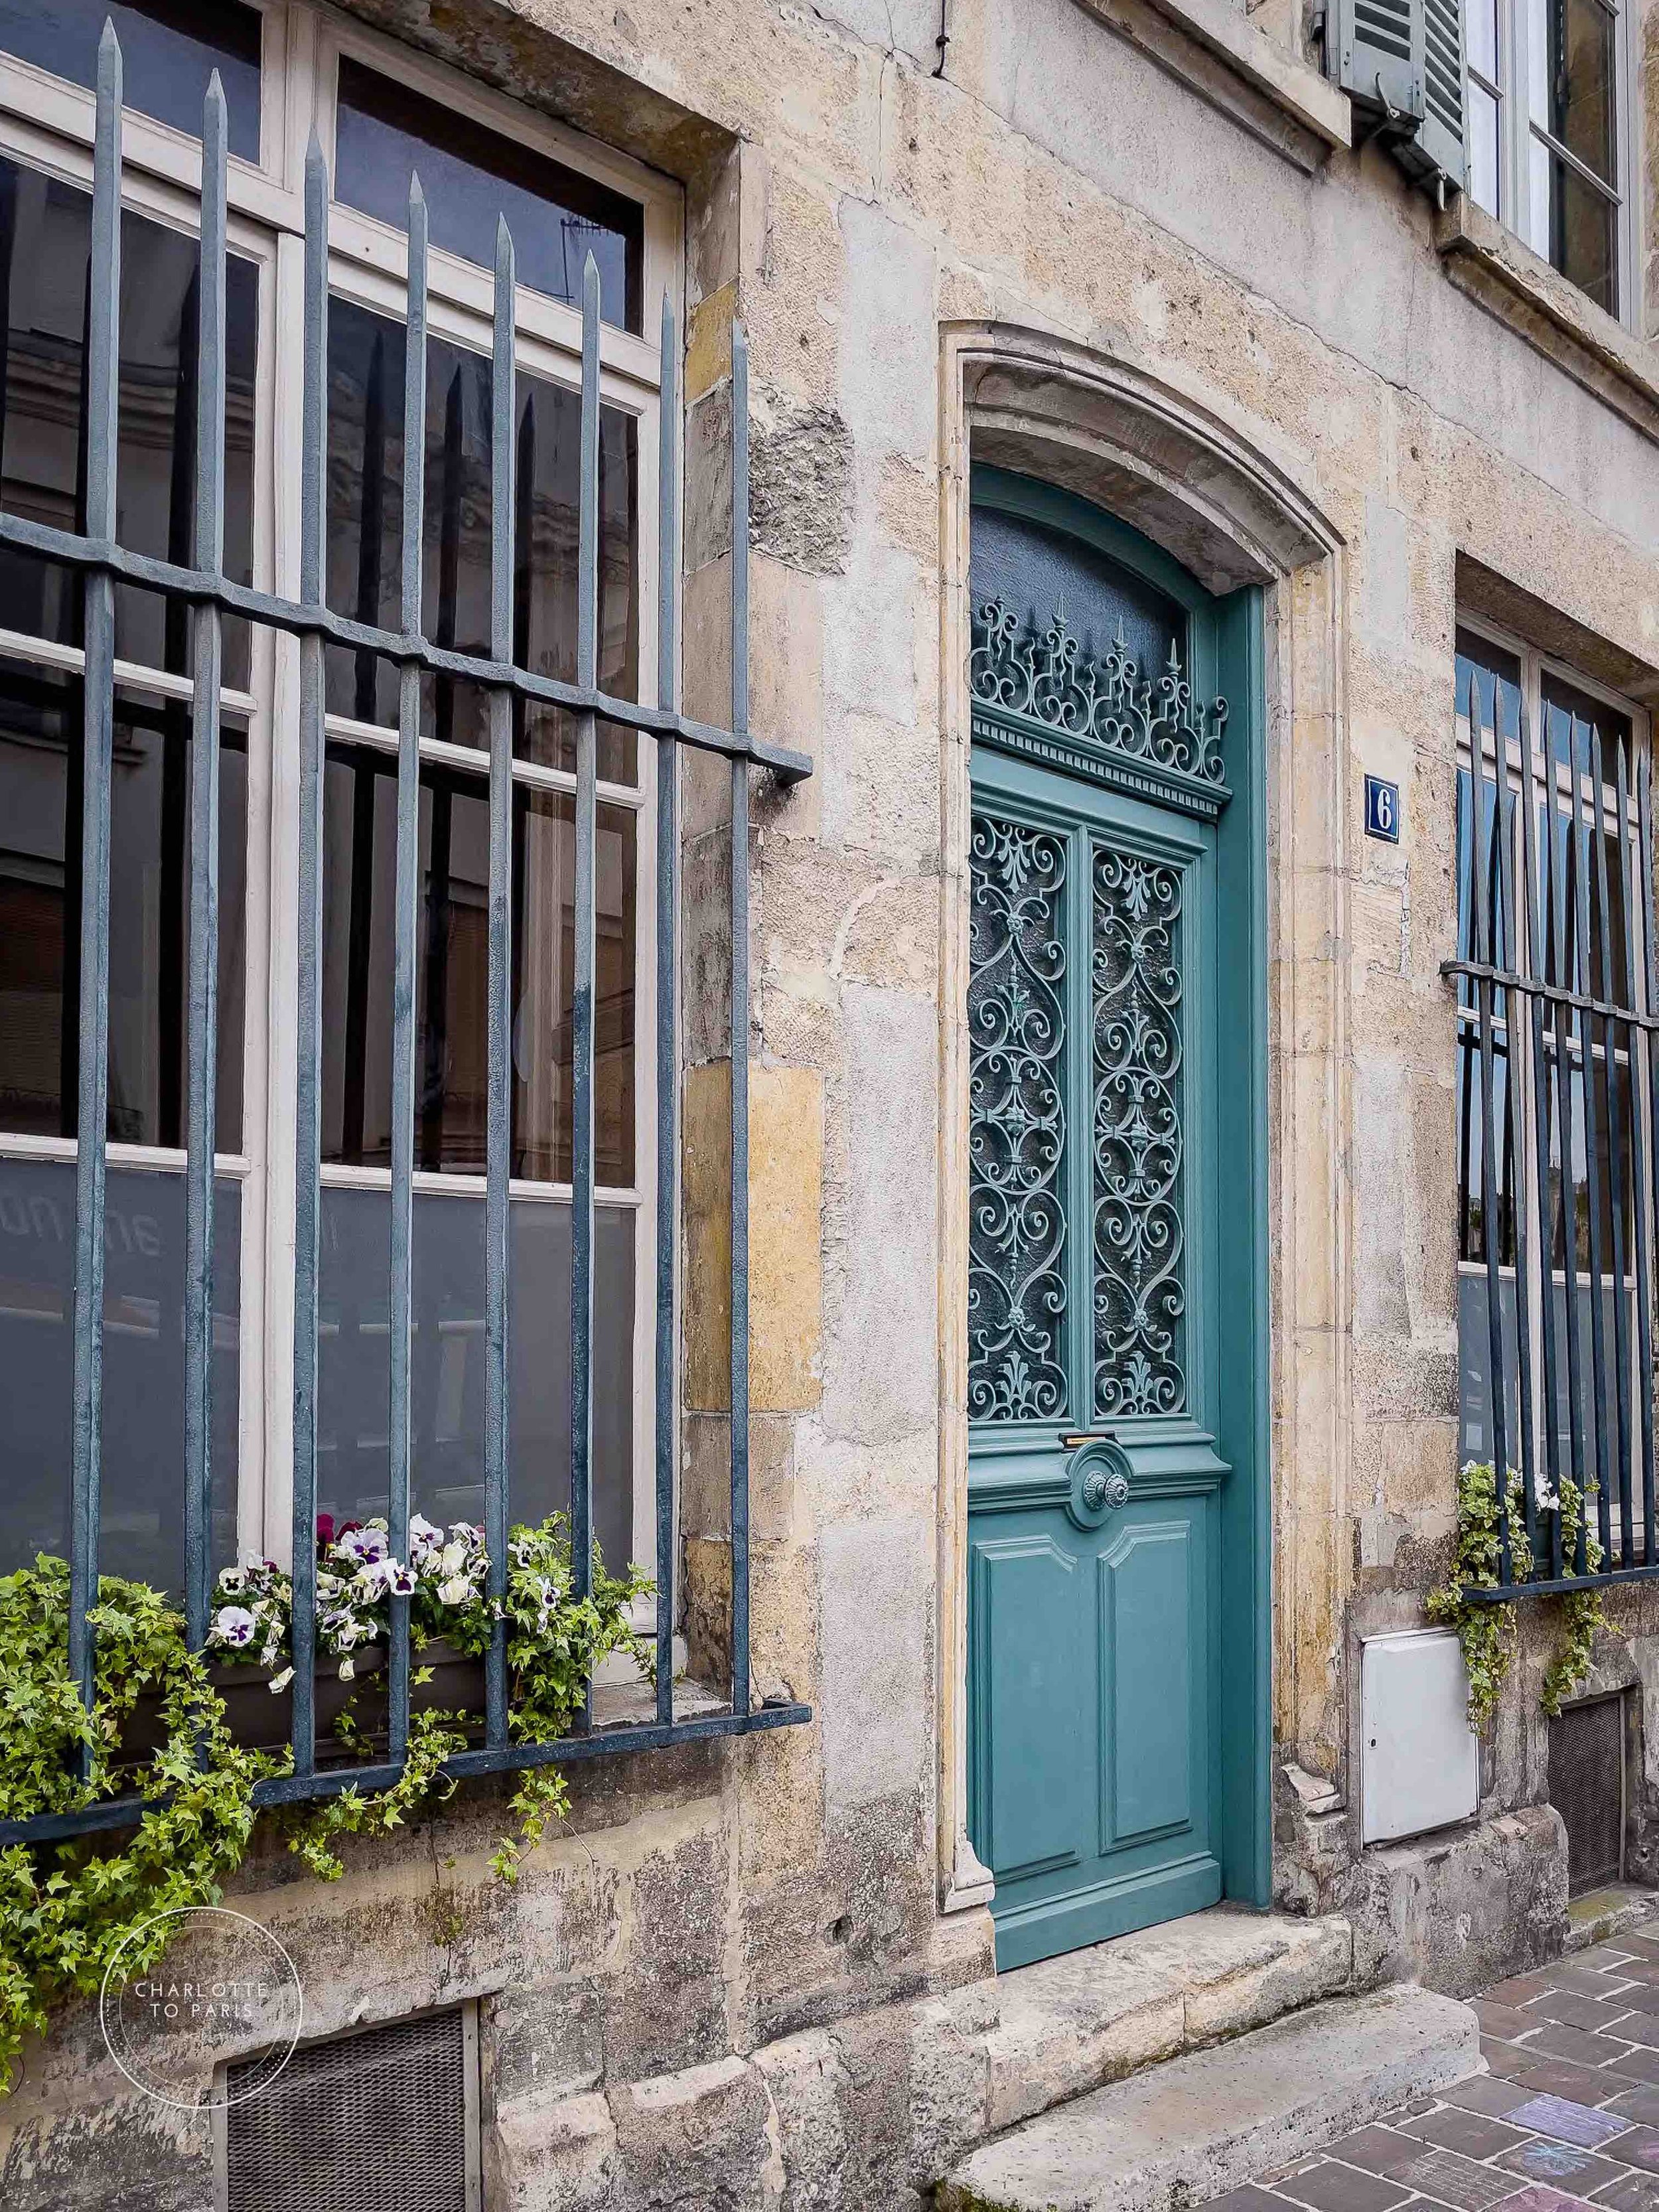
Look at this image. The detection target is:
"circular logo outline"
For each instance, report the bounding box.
[99,1905,304,2113]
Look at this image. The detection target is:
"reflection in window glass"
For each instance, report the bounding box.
[0,157,258,682]
[970,502,1183,683]
[1525,0,1619,310]
[0,660,246,1147]
[1528,0,1617,179]
[1459,1270,1520,1463]
[1469,82,1501,216]
[319,747,636,1187]
[0,1159,240,1587]
[324,299,638,778]
[334,58,642,331]
[1530,140,1618,311]
[0,0,261,161]
[316,1188,635,1574]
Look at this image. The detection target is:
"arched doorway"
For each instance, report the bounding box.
[964,465,1268,1968]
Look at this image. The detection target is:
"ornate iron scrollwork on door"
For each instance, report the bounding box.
[1092,844,1187,1419]
[967,812,1069,1422]
[970,597,1228,802]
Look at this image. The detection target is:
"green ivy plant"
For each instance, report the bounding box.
[1427,1459,1607,1730]
[0,1520,652,2089]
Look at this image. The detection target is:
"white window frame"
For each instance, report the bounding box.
[1455,617,1651,1507]
[0,0,682,1600]
[1463,0,1638,325]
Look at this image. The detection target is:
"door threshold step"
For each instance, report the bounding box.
[936,1982,1480,2212]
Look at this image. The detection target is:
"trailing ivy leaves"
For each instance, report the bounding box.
[1427,1459,1607,1730]
[0,1520,654,2087]
[0,1555,274,2093]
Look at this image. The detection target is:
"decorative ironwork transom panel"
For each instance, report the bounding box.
[968,812,1069,1423]
[1092,842,1187,1419]
[970,597,1228,820]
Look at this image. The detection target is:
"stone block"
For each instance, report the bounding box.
[490,2090,618,2212]
[682,1062,824,1415]
[818,1522,931,1812]
[753,2029,849,2210]
[820,986,938,1445]
[1352,1803,1569,1994]
[611,2055,779,2211]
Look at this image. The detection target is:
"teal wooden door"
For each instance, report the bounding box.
[966,471,1266,1971]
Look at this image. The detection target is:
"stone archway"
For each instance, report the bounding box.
[934,323,1350,1921]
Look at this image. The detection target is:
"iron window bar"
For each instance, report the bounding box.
[0,25,811,1848]
[1443,659,1659,1603]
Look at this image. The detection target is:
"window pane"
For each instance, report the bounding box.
[0,1158,240,1589]
[1458,1268,1520,1465]
[1529,133,1619,309]
[0,157,258,683]
[1469,81,1501,216]
[1454,763,1516,1013]
[970,502,1183,682]
[334,58,642,332]
[320,747,636,1187]
[316,1188,634,1575]
[1456,1021,1518,1264]
[324,299,639,779]
[1544,1030,1633,1270]
[1468,0,1499,82]
[1527,0,1617,184]
[0,1,261,161]
[0,659,246,1147]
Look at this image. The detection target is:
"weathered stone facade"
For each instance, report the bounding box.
[8,0,1659,2203]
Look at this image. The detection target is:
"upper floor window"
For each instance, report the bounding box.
[1464,0,1630,315]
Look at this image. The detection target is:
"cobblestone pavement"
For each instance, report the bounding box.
[1206,1931,1659,2212]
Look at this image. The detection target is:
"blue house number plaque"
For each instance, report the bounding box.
[1364,775,1400,844]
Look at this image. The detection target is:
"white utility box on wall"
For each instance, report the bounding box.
[1360,1628,1480,1844]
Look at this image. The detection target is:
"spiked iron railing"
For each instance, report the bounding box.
[1447,662,1659,1602]
[0,25,811,1846]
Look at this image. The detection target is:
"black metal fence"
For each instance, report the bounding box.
[0,27,811,1846]
[1447,659,1659,1600]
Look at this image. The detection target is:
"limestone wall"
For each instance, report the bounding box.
[8,0,1659,2201]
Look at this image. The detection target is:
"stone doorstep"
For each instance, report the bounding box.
[489,1905,1360,2207]
[937,1983,1483,2212]
[972,1906,1358,2132]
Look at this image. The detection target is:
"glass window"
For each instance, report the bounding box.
[323,299,639,778]
[1453,627,1647,1556]
[317,747,636,1186]
[0,5,668,1597]
[1469,0,1625,315]
[0,1,261,161]
[0,156,259,682]
[0,661,247,1147]
[334,58,643,331]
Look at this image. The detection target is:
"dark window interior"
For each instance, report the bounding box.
[0,0,261,161]
[323,295,638,778]
[971,500,1183,684]
[0,157,258,683]
[334,56,642,332]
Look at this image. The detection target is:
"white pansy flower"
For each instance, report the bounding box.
[212,1605,257,1648]
[437,1576,471,1607]
[268,1666,294,1694]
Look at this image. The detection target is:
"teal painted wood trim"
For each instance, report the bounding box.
[990,1852,1224,1971]
[1214,578,1272,1908]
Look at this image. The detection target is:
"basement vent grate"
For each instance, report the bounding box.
[224,2006,476,2212]
[1549,1694,1626,1899]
